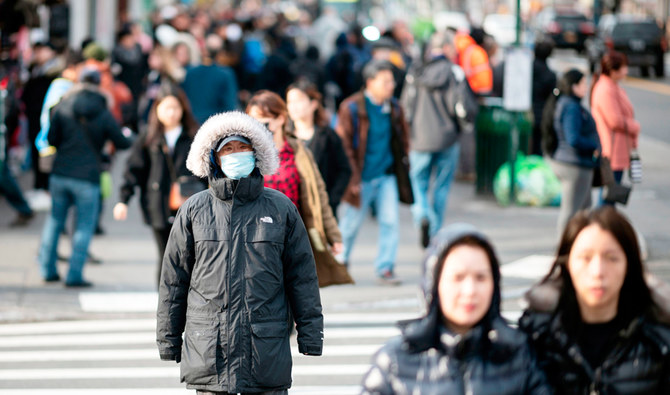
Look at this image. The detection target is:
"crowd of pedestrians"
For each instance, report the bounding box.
[0,2,667,394]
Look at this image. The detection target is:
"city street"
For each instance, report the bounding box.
[1,51,670,393]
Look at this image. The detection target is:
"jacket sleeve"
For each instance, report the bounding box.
[335,101,361,186]
[328,129,352,209]
[156,203,196,362]
[118,133,149,205]
[360,345,395,395]
[47,110,63,148]
[561,102,598,152]
[103,109,132,150]
[282,204,324,355]
[304,144,342,244]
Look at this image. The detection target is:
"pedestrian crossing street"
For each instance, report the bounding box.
[0,308,527,394]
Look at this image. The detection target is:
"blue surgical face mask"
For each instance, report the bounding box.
[219,151,255,180]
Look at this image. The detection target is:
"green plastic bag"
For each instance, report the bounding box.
[493,154,561,207]
[100,170,113,199]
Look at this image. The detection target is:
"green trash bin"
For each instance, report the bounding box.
[475,98,532,195]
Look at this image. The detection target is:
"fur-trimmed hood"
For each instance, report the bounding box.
[186,111,279,177]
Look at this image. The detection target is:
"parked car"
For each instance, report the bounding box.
[533,9,595,52]
[586,15,667,77]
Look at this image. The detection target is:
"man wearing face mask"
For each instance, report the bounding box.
[156,111,323,395]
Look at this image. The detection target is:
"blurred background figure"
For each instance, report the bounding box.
[114,84,203,286]
[38,68,132,287]
[531,38,557,156]
[544,69,600,237]
[590,51,640,206]
[286,80,351,217]
[246,90,352,287]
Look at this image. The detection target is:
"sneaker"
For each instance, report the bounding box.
[420,219,430,249]
[44,274,61,283]
[64,280,93,288]
[9,212,34,227]
[377,270,401,286]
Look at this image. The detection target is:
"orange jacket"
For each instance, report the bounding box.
[455,33,493,94]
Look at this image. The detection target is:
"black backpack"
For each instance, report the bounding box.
[540,90,559,156]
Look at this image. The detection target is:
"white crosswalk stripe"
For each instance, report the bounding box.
[0,301,524,393]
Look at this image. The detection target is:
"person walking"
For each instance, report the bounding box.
[335,59,412,285]
[400,30,466,248]
[113,84,203,285]
[590,51,640,204]
[246,90,352,287]
[520,207,670,393]
[156,111,323,394]
[361,224,551,394]
[181,34,239,125]
[286,80,351,217]
[531,38,557,156]
[38,68,132,286]
[544,69,600,236]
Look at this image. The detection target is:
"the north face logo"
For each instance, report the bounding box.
[260,216,273,224]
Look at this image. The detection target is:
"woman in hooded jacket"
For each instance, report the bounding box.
[519,206,670,394]
[246,90,353,287]
[113,83,204,285]
[361,224,551,395]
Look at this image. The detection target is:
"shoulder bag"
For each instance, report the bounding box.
[163,142,204,210]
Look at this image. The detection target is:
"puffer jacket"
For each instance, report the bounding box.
[519,279,670,394]
[156,112,323,393]
[361,224,551,395]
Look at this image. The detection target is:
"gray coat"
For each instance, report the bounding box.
[400,57,464,153]
[156,112,323,393]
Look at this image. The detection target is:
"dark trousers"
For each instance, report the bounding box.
[196,390,288,395]
[0,165,33,216]
[152,226,172,286]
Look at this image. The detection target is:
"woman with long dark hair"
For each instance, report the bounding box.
[542,69,600,236]
[361,224,551,394]
[590,51,640,205]
[246,90,352,287]
[520,207,670,393]
[113,83,203,285]
[286,80,351,216]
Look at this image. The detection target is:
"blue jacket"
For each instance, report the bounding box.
[182,65,238,125]
[552,95,600,168]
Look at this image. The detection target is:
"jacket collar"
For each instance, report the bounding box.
[208,168,264,203]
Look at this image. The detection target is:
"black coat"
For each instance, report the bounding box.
[118,130,204,228]
[304,125,351,214]
[520,281,670,394]
[156,171,323,393]
[361,315,552,395]
[48,86,131,184]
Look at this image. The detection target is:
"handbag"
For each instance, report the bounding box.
[164,142,204,210]
[629,149,642,184]
[38,146,57,173]
[592,156,615,187]
[600,126,632,205]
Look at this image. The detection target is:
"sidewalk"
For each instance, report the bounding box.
[1,134,669,323]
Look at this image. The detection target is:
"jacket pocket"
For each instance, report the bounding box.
[245,224,284,281]
[250,321,292,387]
[180,320,218,385]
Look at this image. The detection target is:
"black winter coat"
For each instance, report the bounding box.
[520,288,670,395]
[361,314,551,395]
[48,86,131,184]
[304,125,351,214]
[156,170,323,393]
[118,130,205,228]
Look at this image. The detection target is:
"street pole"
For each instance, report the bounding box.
[508,0,522,206]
